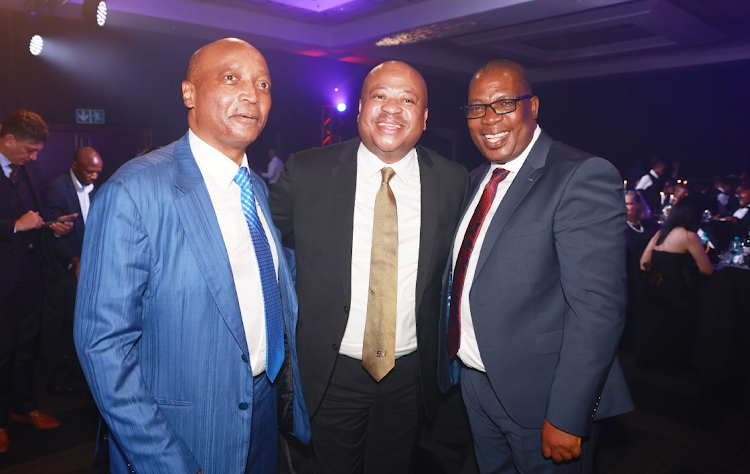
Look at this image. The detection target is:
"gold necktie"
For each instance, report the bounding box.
[363,167,398,381]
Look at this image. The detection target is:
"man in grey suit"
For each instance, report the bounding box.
[75,38,310,474]
[438,60,633,473]
[271,61,468,474]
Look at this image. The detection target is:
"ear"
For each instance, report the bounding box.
[357,99,363,122]
[422,108,429,131]
[182,81,195,109]
[530,96,540,120]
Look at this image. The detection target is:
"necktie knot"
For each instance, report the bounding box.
[234,166,252,190]
[381,166,396,185]
[8,164,20,186]
[490,167,509,185]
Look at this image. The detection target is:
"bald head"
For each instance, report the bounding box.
[361,61,428,107]
[71,147,103,186]
[182,38,271,164]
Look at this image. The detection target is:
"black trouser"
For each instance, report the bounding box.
[311,352,420,474]
[0,251,43,426]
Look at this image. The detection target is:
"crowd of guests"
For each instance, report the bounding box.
[2,36,746,474]
[623,161,749,369]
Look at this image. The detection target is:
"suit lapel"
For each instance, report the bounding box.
[415,146,439,312]
[473,131,552,279]
[171,134,248,353]
[331,140,359,304]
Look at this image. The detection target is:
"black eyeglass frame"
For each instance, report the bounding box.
[460,94,534,119]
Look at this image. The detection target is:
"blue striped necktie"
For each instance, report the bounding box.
[233,166,284,382]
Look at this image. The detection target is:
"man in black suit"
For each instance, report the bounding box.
[728,188,750,239]
[0,110,75,453]
[438,60,633,473]
[271,61,469,473]
[42,146,103,396]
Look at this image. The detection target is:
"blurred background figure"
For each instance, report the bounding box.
[638,196,713,368]
[261,148,284,186]
[42,146,103,397]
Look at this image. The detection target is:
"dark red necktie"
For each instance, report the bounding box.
[8,164,19,187]
[447,168,509,358]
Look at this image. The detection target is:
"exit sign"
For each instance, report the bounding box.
[76,109,105,124]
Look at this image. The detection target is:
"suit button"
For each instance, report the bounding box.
[344,306,349,313]
[332,343,339,351]
[241,354,248,363]
[239,402,249,410]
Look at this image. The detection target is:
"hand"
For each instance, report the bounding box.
[49,213,78,236]
[15,211,44,232]
[71,257,81,279]
[541,419,581,463]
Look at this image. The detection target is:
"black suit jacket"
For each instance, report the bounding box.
[43,171,93,287]
[0,160,50,296]
[438,131,633,436]
[734,207,750,239]
[270,138,469,419]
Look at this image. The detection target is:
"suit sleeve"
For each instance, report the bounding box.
[74,179,200,474]
[546,157,627,436]
[269,153,296,240]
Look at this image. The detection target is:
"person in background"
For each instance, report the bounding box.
[438,59,633,473]
[42,147,103,397]
[0,109,75,453]
[261,148,284,185]
[726,187,750,238]
[74,38,310,474]
[635,160,667,214]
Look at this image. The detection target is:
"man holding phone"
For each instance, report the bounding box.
[43,147,103,397]
[0,110,76,453]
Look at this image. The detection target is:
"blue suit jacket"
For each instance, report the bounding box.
[74,134,310,474]
[438,131,633,437]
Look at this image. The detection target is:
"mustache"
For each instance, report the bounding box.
[374,113,406,126]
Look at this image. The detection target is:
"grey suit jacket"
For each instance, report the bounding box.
[270,138,469,419]
[438,130,634,437]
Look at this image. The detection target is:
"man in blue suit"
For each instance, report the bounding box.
[438,60,633,473]
[74,38,310,474]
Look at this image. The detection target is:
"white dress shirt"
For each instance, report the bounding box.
[339,143,421,360]
[261,156,284,185]
[69,169,94,224]
[733,206,748,220]
[0,152,13,178]
[189,130,279,376]
[453,125,541,372]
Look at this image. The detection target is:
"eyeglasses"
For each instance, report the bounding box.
[461,94,534,119]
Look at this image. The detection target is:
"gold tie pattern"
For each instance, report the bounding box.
[362,167,398,381]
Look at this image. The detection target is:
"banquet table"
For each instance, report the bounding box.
[691,264,750,389]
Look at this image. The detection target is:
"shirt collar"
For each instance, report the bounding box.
[189,129,248,190]
[0,151,12,177]
[69,169,94,194]
[490,125,541,174]
[357,142,418,185]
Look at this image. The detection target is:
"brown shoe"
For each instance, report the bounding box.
[0,428,8,453]
[10,410,62,430]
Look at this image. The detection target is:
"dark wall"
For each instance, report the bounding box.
[1,8,748,184]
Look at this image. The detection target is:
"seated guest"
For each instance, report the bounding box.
[638,196,713,367]
[625,190,657,259]
[623,190,658,351]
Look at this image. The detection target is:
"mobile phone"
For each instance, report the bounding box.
[43,215,75,226]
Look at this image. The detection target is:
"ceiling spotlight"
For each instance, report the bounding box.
[83,0,107,26]
[29,35,44,56]
[336,102,347,112]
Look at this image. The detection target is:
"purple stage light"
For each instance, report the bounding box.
[336,102,347,112]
